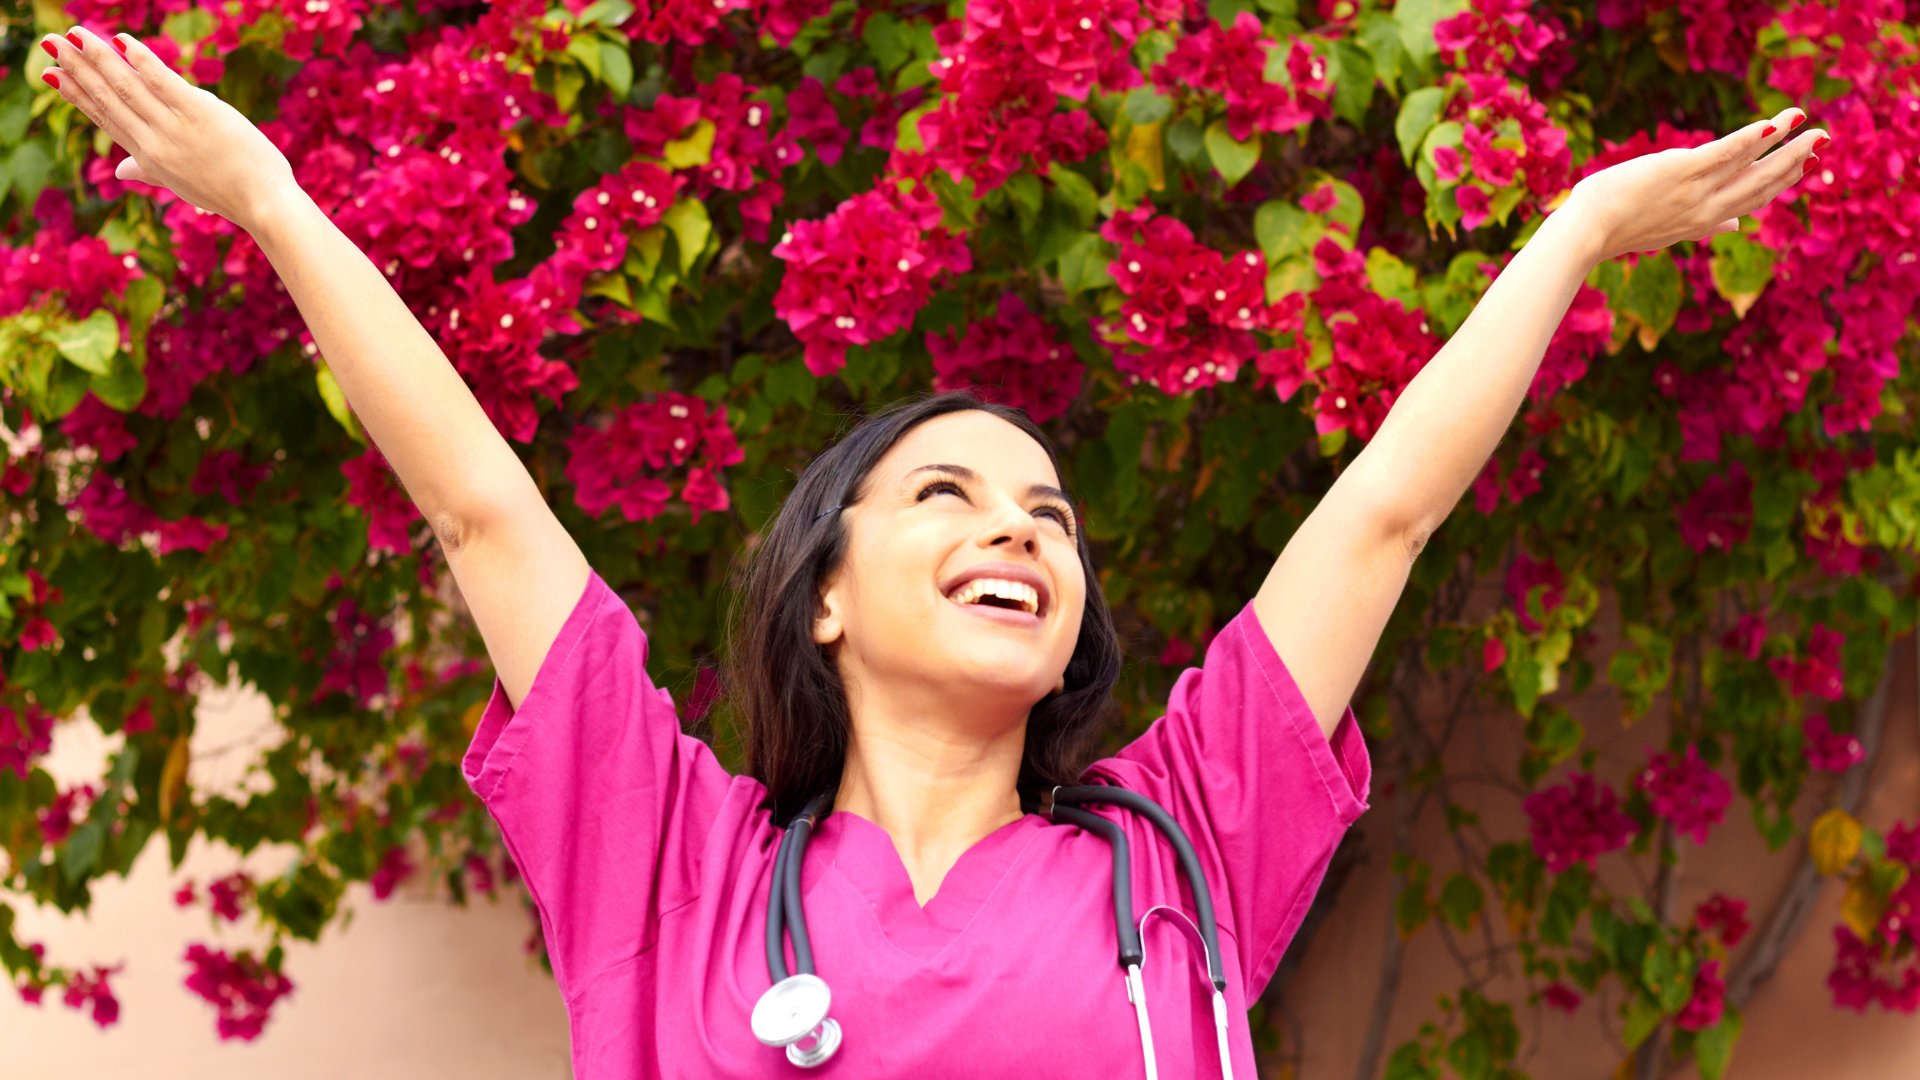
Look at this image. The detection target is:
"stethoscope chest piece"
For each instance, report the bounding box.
[752,973,842,1067]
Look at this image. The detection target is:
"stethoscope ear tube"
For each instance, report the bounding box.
[1052,784,1228,994]
[1052,805,1143,969]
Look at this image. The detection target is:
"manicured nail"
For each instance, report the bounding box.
[41,70,61,90]
[1802,156,1820,178]
[1812,135,1831,153]
[42,38,60,60]
[1789,113,1806,130]
[1760,124,1777,137]
[65,30,84,51]
[113,36,128,57]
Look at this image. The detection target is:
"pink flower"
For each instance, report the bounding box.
[771,186,971,375]
[1677,462,1754,553]
[37,783,97,847]
[1721,613,1766,661]
[1802,714,1866,772]
[1676,959,1726,1031]
[1152,13,1332,142]
[1542,982,1581,1012]
[1636,745,1732,846]
[183,944,295,1041]
[1768,622,1846,701]
[1456,184,1492,231]
[60,963,123,1029]
[370,844,416,901]
[1504,550,1565,633]
[208,872,254,923]
[566,393,745,524]
[1483,636,1507,673]
[1525,772,1638,873]
[1694,893,1751,948]
[341,446,424,557]
[928,293,1084,423]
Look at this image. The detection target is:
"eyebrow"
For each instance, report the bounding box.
[902,464,1074,510]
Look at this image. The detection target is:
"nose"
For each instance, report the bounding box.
[980,494,1040,554]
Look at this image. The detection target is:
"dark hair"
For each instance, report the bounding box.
[721,390,1124,825]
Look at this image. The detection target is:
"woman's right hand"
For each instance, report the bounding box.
[40,26,299,234]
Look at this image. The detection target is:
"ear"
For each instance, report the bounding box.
[1053,671,1066,695]
[812,580,843,647]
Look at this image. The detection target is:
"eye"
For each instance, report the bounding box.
[917,479,1077,538]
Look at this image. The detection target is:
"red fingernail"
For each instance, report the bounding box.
[42,39,60,60]
[1802,156,1820,178]
[113,36,128,57]
[42,70,60,90]
[66,30,84,51]
[1813,135,1831,153]
[1789,113,1806,129]
[1761,124,1777,137]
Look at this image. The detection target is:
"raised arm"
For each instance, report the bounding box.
[41,27,587,708]
[1254,106,1828,740]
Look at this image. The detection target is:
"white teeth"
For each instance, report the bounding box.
[945,578,1040,614]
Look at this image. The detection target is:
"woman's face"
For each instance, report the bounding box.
[812,410,1088,717]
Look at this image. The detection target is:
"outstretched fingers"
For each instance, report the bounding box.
[41,27,173,157]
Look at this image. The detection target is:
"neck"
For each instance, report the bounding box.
[833,709,1029,868]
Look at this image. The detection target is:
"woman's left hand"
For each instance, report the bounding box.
[1563,106,1828,264]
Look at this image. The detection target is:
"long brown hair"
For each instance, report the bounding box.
[721,390,1124,825]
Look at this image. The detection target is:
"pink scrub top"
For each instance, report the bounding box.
[462,569,1371,1078]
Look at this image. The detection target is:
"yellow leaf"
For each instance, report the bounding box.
[1810,808,1863,876]
[158,731,192,826]
[1841,873,1887,938]
[1124,121,1166,192]
[462,700,486,737]
[1726,290,1763,319]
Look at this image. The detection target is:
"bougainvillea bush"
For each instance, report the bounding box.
[4,0,1919,1073]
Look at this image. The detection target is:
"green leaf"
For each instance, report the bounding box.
[1708,232,1778,318]
[1395,86,1447,166]
[600,39,634,101]
[1204,120,1262,186]
[1694,1009,1742,1080]
[1395,879,1431,938]
[1058,233,1115,294]
[662,118,717,169]
[862,13,911,75]
[1622,993,1663,1050]
[1360,10,1406,89]
[574,0,636,28]
[1125,87,1173,125]
[315,360,366,444]
[1166,116,1206,166]
[661,199,712,274]
[1617,252,1683,342]
[1327,39,1376,127]
[90,351,147,411]
[1437,872,1485,932]
[52,309,120,376]
[1366,248,1419,308]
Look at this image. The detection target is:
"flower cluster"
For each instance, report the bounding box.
[1096,208,1305,396]
[341,446,424,557]
[772,186,971,376]
[1472,446,1548,514]
[370,844,417,900]
[1694,893,1751,947]
[1636,745,1732,846]
[1504,550,1565,633]
[902,0,1144,192]
[1768,622,1846,701]
[1525,772,1638,873]
[1596,0,1777,77]
[1797,445,1881,577]
[927,293,1083,423]
[59,962,122,1029]
[1721,612,1767,661]
[1829,821,1920,1014]
[624,73,798,242]
[1676,959,1726,1031]
[173,872,255,923]
[310,595,395,710]
[1434,72,1573,231]
[549,161,683,283]
[1802,714,1866,772]
[1290,233,1438,439]
[565,392,745,524]
[182,944,294,1041]
[1434,0,1574,84]
[1152,12,1334,141]
[37,782,97,846]
[1677,461,1754,554]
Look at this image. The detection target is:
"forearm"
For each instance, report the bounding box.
[244,184,539,535]
[1351,200,1607,538]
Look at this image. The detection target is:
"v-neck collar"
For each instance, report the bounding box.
[811,810,1046,962]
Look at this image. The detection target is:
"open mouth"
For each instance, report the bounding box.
[943,578,1043,617]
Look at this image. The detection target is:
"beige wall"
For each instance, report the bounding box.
[4,589,1916,1078]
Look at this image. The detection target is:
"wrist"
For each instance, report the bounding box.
[1541,191,1612,270]
[240,182,313,245]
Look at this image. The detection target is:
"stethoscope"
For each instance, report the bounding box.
[750,783,1236,1079]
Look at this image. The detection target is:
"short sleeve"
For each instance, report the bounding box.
[461,568,734,998]
[1085,598,1371,996]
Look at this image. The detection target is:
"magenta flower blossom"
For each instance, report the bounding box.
[1694,893,1751,948]
[771,186,970,376]
[928,293,1083,424]
[1768,622,1846,701]
[1721,613,1767,661]
[60,962,122,1029]
[342,446,424,557]
[566,393,745,524]
[1802,714,1866,772]
[1541,982,1581,1012]
[1525,772,1638,873]
[1636,745,1732,846]
[1676,959,1726,1031]
[1504,550,1565,633]
[1677,462,1754,554]
[183,944,295,1041]
[1152,13,1333,141]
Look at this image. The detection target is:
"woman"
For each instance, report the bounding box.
[39,25,1826,1077]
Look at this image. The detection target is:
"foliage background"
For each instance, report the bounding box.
[2,0,1919,1074]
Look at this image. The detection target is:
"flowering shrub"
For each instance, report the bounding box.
[4,0,1919,1072]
